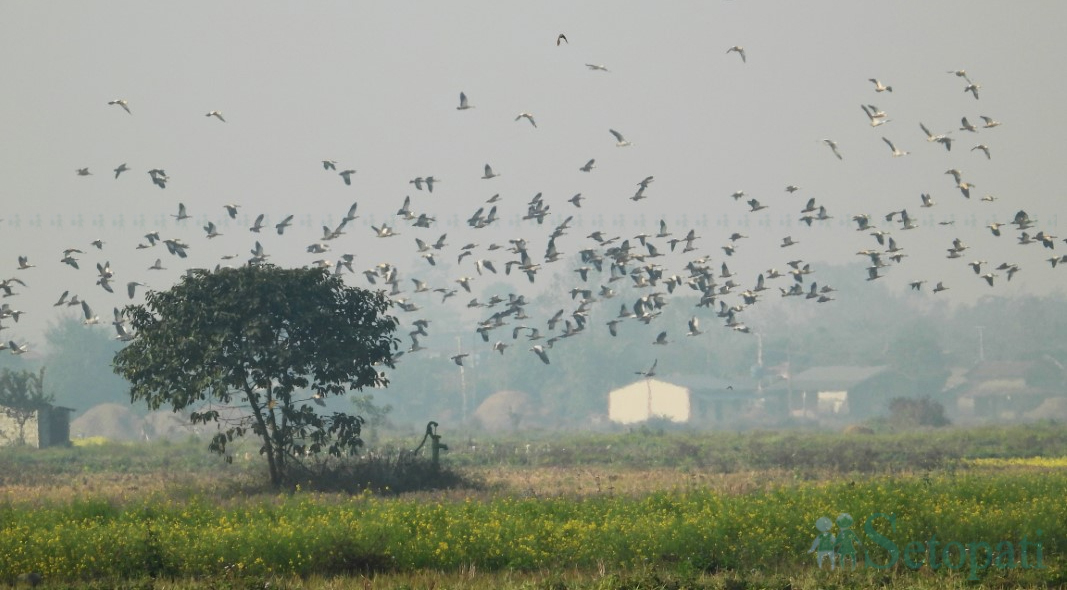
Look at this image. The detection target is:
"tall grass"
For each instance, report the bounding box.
[1,470,1063,583]
[445,421,1067,472]
[2,423,1065,586]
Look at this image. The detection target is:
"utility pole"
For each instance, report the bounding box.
[755,332,764,392]
[785,341,794,417]
[645,377,654,421]
[457,336,467,423]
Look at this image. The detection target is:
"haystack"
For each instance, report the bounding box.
[473,390,533,431]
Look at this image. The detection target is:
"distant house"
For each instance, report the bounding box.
[767,365,901,419]
[952,361,1063,420]
[0,403,74,448]
[609,378,690,424]
[608,374,770,425]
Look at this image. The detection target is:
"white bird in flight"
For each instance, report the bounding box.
[822,139,843,160]
[948,69,972,83]
[920,122,949,143]
[205,110,226,122]
[127,282,147,299]
[249,214,266,233]
[203,221,222,239]
[861,105,889,127]
[115,323,136,342]
[81,300,100,325]
[372,224,399,238]
[275,214,294,235]
[869,78,893,92]
[457,92,474,110]
[108,99,131,114]
[882,137,909,157]
[530,345,550,365]
[726,46,746,63]
[515,112,537,128]
[172,203,190,221]
[636,358,658,377]
[609,129,631,147]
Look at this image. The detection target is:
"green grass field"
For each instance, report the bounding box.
[1,424,1065,589]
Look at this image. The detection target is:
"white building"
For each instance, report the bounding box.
[608,378,691,424]
[608,374,768,425]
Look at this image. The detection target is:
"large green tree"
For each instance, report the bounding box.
[885,319,950,399]
[0,368,52,445]
[44,317,131,416]
[113,265,399,487]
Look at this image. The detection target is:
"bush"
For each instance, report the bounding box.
[289,449,475,495]
[886,396,950,428]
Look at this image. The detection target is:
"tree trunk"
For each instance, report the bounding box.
[265,393,287,487]
[247,392,281,487]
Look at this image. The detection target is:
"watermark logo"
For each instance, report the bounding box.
[808,512,1045,580]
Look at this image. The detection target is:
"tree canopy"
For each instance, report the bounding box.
[44,317,131,416]
[112,265,399,487]
[0,368,52,446]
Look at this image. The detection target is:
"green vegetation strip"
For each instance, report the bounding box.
[1,471,1062,582]
[445,423,1067,471]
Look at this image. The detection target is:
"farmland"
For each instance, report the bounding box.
[1,423,1065,589]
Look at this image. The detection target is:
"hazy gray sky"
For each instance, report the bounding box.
[2,1,1066,355]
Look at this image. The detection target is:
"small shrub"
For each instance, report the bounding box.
[886,396,950,428]
[289,450,476,495]
[843,425,874,435]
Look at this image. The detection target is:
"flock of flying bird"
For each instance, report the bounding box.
[2,35,1063,388]
[816,70,1062,294]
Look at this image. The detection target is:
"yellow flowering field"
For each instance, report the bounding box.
[967,456,1067,469]
[1,470,1062,583]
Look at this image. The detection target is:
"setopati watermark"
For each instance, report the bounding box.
[808,512,1045,580]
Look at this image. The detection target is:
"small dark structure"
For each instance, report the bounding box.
[0,403,74,448]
